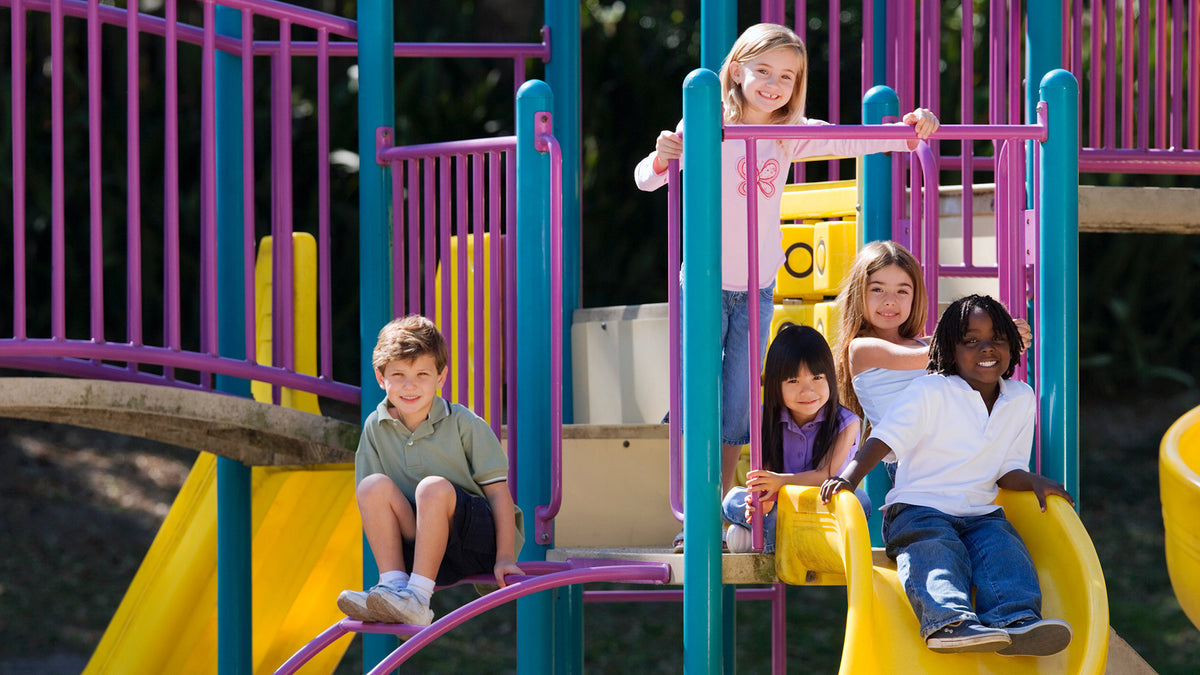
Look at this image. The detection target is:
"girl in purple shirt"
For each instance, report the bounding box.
[722,323,867,553]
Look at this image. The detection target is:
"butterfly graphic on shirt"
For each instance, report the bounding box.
[737,157,782,198]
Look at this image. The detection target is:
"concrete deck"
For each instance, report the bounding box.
[0,378,358,466]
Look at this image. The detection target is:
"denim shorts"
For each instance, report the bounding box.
[719,284,776,446]
[401,484,497,585]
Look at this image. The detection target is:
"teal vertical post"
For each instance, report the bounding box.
[554,585,584,674]
[860,84,899,547]
[1037,70,1079,502]
[1025,0,1062,208]
[357,0,395,668]
[700,0,735,72]
[682,68,724,675]
[861,85,898,244]
[214,7,251,675]
[545,0,578,424]
[516,79,556,674]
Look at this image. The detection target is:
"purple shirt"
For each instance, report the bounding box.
[780,405,859,474]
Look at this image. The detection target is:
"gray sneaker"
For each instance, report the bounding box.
[367,585,434,625]
[337,583,397,622]
[998,618,1073,656]
[925,621,1011,653]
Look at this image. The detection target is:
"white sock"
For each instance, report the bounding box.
[380,570,409,588]
[407,573,436,605]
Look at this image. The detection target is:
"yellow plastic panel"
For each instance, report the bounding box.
[771,301,814,338]
[775,224,822,301]
[434,233,503,425]
[813,301,841,347]
[775,486,1108,674]
[251,233,320,415]
[1160,405,1200,631]
[779,179,858,221]
[813,221,857,295]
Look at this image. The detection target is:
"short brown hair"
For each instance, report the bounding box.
[372,315,448,373]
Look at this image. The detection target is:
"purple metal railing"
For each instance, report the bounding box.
[2,0,548,406]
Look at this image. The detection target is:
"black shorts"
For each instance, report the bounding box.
[402,483,497,585]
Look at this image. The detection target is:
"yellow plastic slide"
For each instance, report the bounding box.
[775,486,1109,674]
[1160,404,1200,631]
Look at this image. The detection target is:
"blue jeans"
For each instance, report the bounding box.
[719,285,775,446]
[883,503,1042,638]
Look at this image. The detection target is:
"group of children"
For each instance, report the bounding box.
[334,20,1073,660]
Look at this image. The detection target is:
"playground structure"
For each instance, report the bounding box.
[2,0,1199,673]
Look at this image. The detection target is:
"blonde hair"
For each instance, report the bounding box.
[372,315,448,374]
[719,23,808,125]
[834,241,928,420]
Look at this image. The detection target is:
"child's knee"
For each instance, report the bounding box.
[357,473,400,504]
[414,475,455,506]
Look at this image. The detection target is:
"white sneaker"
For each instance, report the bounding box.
[367,586,435,625]
[725,525,753,553]
[337,583,398,622]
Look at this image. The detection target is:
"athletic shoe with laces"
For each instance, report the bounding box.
[998,618,1073,656]
[367,585,435,625]
[337,583,396,622]
[925,620,1012,653]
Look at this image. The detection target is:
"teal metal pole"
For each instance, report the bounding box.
[357,0,395,668]
[516,79,555,674]
[859,84,899,547]
[545,0,578,425]
[1037,69,1079,502]
[700,0,735,72]
[1025,0,1062,208]
[214,7,251,674]
[553,585,584,674]
[682,67,724,675]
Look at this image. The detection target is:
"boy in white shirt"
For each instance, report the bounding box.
[821,294,1073,657]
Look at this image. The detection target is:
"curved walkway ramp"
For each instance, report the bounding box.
[0,378,358,465]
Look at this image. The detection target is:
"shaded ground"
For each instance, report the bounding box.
[1,392,1198,673]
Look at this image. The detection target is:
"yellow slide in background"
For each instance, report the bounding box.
[1160,404,1200,632]
[86,234,363,674]
[774,486,1109,674]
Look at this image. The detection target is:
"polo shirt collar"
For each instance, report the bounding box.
[374,396,450,433]
[780,405,828,434]
[945,374,1013,399]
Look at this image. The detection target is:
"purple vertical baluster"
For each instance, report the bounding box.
[12,0,27,339]
[1090,0,1102,147]
[398,153,412,317]
[961,0,975,267]
[241,10,256,367]
[990,0,1004,126]
[793,0,806,187]
[1071,0,1083,85]
[472,152,486,417]
[1154,0,1166,148]
[1170,0,1182,150]
[88,0,105,346]
[1138,0,1151,150]
[455,153,469,406]
[828,0,840,180]
[51,0,65,340]
[1104,0,1117,147]
[279,19,295,393]
[1122,0,1134,147]
[761,0,783,26]
[202,0,217,373]
[1009,0,1021,123]
[408,158,421,314]
[996,139,1011,318]
[439,154,453,399]
[1191,1,1199,149]
[423,158,436,318]
[488,150,503,438]
[165,0,180,379]
[505,149,518,497]
[127,0,142,352]
[667,161,683,522]
[745,137,764,552]
[862,0,873,94]
[318,28,333,381]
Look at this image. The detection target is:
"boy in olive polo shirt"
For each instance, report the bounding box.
[337,315,523,625]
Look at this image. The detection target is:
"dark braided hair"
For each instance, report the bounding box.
[927,294,1024,378]
[760,323,842,474]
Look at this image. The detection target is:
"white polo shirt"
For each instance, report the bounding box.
[870,374,1035,517]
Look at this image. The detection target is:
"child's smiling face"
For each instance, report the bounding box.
[954,307,1011,395]
[732,47,801,123]
[375,354,447,431]
[780,363,830,426]
[863,263,915,334]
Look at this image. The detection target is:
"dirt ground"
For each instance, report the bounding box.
[2,392,1198,674]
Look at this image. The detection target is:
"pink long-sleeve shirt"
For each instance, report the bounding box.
[634,118,912,291]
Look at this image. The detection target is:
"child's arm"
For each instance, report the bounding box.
[997,469,1074,512]
[744,420,859,518]
[847,335,930,375]
[481,480,524,587]
[819,436,895,503]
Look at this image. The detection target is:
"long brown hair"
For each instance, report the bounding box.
[760,324,842,475]
[719,23,808,126]
[833,241,928,422]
